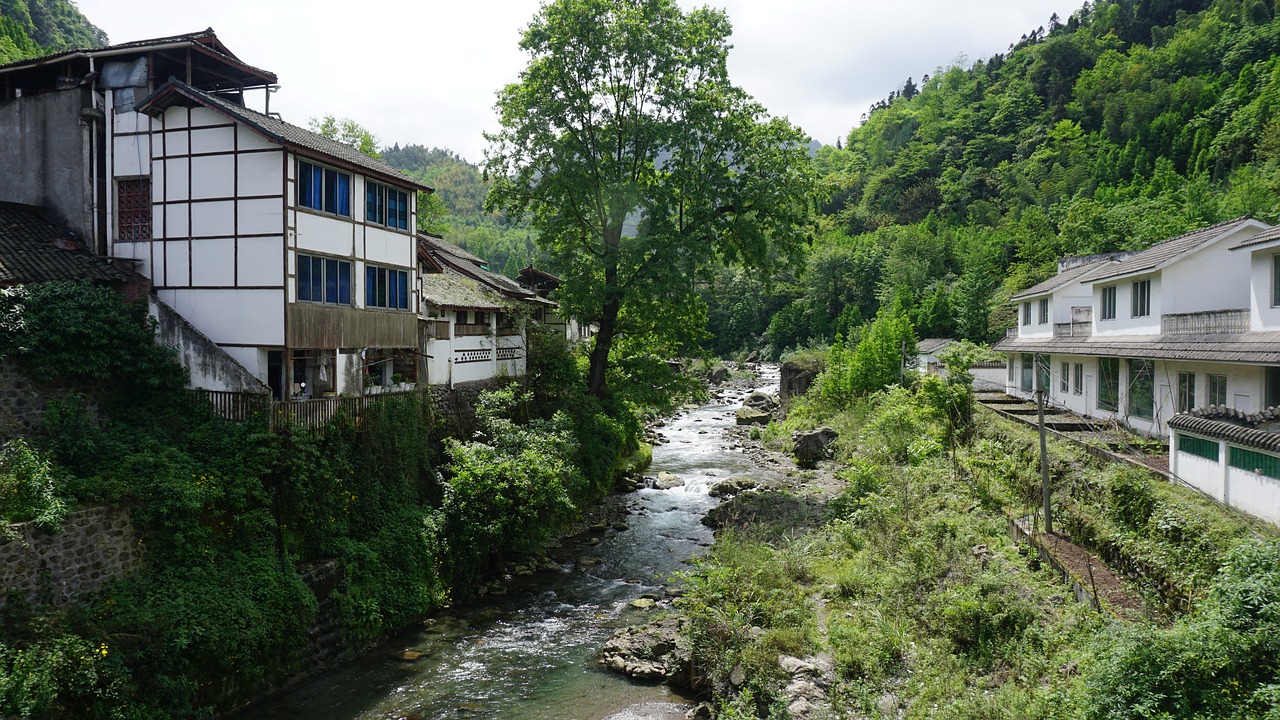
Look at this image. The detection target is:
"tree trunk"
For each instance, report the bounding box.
[587,299,619,397]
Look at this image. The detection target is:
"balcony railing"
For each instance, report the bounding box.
[1161,309,1249,335]
[455,323,489,337]
[421,319,450,339]
[1053,321,1093,338]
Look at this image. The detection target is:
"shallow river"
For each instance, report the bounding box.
[244,365,782,720]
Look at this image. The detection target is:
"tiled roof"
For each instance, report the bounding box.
[1169,413,1280,453]
[0,28,276,85]
[0,203,128,284]
[419,267,505,311]
[994,330,1280,364]
[1083,216,1257,283]
[917,338,955,354]
[1229,225,1280,251]
[420,234,536,301]
[136,80,428,191]
[1010,257,1114,300]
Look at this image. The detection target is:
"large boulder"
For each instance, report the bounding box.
[709,477,760,498]
[598,618,694,687]
[792,427,838,468]
[744,390,780,412]
[655,471,684,489]
[779,360,822,409]
[708,366,731,385]
[735,407,771,426]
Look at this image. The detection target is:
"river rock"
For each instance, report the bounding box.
[655,471,684,489]
[598,618,693,685]
[391,649,424,662]
[708,366,730,384]
[708,477,759,498]
[630,598,656,609]
[778,655,836,720]
[735,407,770,426]
[743,390,780,412]
[792,427,839,468]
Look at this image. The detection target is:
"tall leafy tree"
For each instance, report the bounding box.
[485,0,819,396]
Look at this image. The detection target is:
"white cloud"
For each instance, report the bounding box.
[76,0,1083,162]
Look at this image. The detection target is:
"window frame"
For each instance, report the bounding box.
[1060,362,1070,393]
[1131,279,1151,318]
[1208,374,1228,406]
[1098,357,1119,411]
[297,159,352,217]
[296,253,352,305]
[1273,254,1280,308]
[365,180,410,231]
[1022,301,1032,326]
[1178,371,1196,413]
[1100,285,1117,321]
[1038,298,1049,325]
[1127,358,1155,420]
[365,264,410,310]
[1072,363,1083,395]
[116,176,152,241]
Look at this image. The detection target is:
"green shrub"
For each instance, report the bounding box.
[1107,467,1157,530]
[0,439,67,531]
[929,571,1039,661]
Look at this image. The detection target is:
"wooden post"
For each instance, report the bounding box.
[1037,361,1053,534]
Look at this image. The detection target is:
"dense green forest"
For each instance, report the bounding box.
[0,0,105,63]
[704,0,1280,357]
[381,144,542,277]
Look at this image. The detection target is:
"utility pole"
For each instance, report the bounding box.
[1036,358,1053,534]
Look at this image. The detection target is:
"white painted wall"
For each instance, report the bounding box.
[1225,465,1280,525]
[1162,227,1257,314]
[159,288,285,346]
[1093,273,1162,336]
[1247,248,1280,331]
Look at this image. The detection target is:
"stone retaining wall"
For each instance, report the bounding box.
[0,506,141,607]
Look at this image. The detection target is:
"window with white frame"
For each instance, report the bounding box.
[1039,298,1049,324]
[1273,255,1280,307]
[1178,371,1196,413]
[297,254,352,305]
[1100,285,1117,320]
[1072,362,1083,395]
[297,159,351,217]
[365,265,409,310]
[1060,362,1069,392]
[1131,279,1151,318]
[1209,374,1228,406]
[1022,301,1031,326]
[365,181,410,231]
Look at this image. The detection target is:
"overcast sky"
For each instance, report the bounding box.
[75,0,1085,164]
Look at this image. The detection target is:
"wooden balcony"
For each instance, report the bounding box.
[1161,309,1249,335]
[455,323,489,337]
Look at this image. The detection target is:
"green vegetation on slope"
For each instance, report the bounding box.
[705,0,1280,358]
[0,282,666,718]
[0,0,106,63]
[678,347,1280,719]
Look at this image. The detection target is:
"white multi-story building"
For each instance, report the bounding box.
[994,216,1280,526]
[1,30,428,399]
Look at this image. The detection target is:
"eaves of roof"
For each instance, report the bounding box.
[1169,413,1280,453]
[1229,225,1280,252]
[419,268,506,311]
[136,80,429,192]
[1083,216,1261,284]
[0,28,277,85]
[1010,259,1112,300]
[993,330,1280,364]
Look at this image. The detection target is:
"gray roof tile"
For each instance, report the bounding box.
[1229,225,1280,251]
[1169,413,1280,453]
[419,267,506,311]
[1083,216,1257,283]
[0,203,128,284]
[1011,259,1112,300]
[994,330,1280,364]
[137,80,429,191]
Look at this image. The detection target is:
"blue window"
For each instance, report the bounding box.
[297,160,351,217]
[297,254,351,305]
[366,265,409,309]
[366,181,409,231]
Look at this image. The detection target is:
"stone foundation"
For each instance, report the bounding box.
[0,506,141,607]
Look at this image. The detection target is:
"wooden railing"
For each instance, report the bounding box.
[497,326,520,336]
[191,388,421,430]
[1161,309,1249,335]
[455,324,489,337]
[191,389,270,421]
[421,319,451,339]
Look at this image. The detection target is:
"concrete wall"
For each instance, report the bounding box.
[1172,433,1280,526]
[1093,272,1162,336]
[1248,248,1280,331]
[1162,228,1256,315]
[0,506,141,608]
[148,296,269,393]
[0,89,95,241]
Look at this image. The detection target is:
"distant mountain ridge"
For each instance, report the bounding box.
[0,0,106,63]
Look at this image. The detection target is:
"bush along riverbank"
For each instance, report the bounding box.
[0,282,678,719]
[605,345,1280,720]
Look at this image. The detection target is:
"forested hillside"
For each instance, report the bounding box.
[381,144,541,277]
[0,0,105,63]
[707,0,1280,357]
